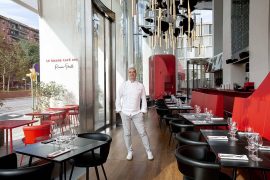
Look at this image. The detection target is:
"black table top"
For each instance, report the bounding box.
[180,113,228,126]
[201,129,270,170]
[15,137,106,163]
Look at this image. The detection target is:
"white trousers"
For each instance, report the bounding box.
[120,112,151,152]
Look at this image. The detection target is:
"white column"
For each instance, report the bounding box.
[222,0,246,86]
[249,0,270,88]
[213,0,223,55]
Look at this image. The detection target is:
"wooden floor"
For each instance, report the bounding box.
[77,107,181,180]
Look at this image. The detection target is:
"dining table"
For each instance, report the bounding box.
[200,129,270,180]
[165,102,194,113]
[0,119,38,153]
[180,113,228,127]
[15,137,106,180]
[25,110,65,121]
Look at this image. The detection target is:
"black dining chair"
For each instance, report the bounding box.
[69,133,112,180]
[0,153,54,180]
[168,119,194,145]
[175,131,207,148]
[175,145,231,180]
[156,107,171,129]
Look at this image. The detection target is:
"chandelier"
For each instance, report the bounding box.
[134,0,204,50]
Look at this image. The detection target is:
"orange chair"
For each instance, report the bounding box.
[21,124,51,165]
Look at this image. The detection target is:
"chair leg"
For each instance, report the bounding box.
[69,165,74,180]
[20,155,24,166]
[94,166,100,180]
[168,132,172,145]
[86,167,89,180]
[158,118,162,129]
[101,164,107,180]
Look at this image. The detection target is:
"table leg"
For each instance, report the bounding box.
[232,168,237,180]
[263,170,267,180]
[9,128,13,153]
[64,161,66,180]
[59,162,63,180]
[5,129,8,153]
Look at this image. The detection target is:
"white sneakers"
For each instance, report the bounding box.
[147,151,154,160]
[126,151,133,160]
[126,151,154,161]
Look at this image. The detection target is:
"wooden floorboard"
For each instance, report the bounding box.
[78,108,182,180]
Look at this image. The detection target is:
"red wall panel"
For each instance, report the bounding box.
[149,54,176,99]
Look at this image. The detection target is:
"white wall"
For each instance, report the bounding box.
[222,0,246,86]
[39,0,82,104]
[249,0,270,88]
[213,0,223,55]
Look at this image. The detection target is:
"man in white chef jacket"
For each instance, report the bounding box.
[115,66,154,161]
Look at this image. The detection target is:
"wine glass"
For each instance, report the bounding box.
[229,122,238,141]
[249,134,263,161]
[245,126,254,150]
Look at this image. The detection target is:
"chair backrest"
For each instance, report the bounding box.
[175,145,220,180]
[0,162,54,180]
[0,153,17,169]
[163,114,180,126]
[175,131,207,146]
[23,124,51,144]
[78,133,112,163]
[169,119,194,133]
[156,107,170,117]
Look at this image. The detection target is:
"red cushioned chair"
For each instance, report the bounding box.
[21,124,51,165]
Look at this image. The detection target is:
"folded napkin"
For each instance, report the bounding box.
[207,136,228,141]
[167,104,176,107]
[192,120,208,124]
[259,146,270,151]
[47,149,71,158]
[237,132,259,136]
[211,117,224,121]
[218,153,249,161]
[183,114,195,118]
[182,105,192,108]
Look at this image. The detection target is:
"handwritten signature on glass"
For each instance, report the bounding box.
[55,63,74,70]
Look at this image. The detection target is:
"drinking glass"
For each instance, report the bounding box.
[229,122,238,141]
[245,126,254,150]
[249,134,263,161]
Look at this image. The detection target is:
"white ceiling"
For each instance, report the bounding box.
[11,0,39,14]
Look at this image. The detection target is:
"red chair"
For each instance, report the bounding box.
[66,105,79,126]
[21,124,51,165]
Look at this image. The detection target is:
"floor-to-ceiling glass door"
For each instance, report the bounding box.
[92,7,112,130]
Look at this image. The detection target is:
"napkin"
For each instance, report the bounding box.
[182,105,192,108]
[192,120,208,124]
[183,114,195,118]
[167,104,176,107]
[207,136,228,141]
[47,149,71,158]
[259,146,270,151]
[218,153,249,161]
[211,117,224,121]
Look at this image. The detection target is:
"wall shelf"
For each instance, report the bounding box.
[233,57,249,64]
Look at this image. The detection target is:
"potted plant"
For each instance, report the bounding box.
[34,81,67,111]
